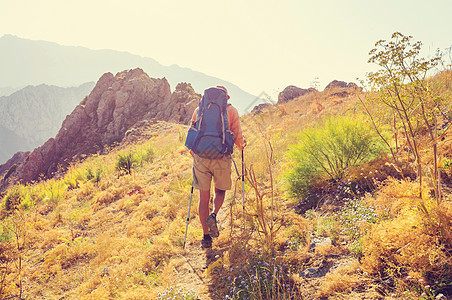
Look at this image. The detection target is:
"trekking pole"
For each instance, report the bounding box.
[183,182,194,249]
[241,149,245,231]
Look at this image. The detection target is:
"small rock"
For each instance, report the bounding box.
[435,294,446,300]
[299,267,319,278]
[310,237,332,252]
[251,103,272,115]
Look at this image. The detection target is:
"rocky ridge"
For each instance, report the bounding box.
[278,85,317,104]
[325,80,361,98]
[0,68,200,190]
[276,80,361,106]
[324,80,360,90]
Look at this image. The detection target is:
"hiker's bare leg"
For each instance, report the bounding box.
[213,188,226,215]
[199,189,210,235]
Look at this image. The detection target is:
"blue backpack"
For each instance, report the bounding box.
[185,87,235,159]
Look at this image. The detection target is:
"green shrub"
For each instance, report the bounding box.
[63,167,84,189]
[44,180,68,206]
[3,185,32,211]
[443,156,452,172]
[85,167,95,181]
[286,115,383,198]
[4,188,21,211]
[0,225,11,242]
[116,145,154,176]
[116,152,137,175]
[286,156,322,201]
[135,144,154,165]
[85,166,103,184]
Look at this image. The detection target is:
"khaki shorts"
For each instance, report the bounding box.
[193,155,232,191]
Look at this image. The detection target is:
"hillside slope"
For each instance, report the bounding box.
[0,74,451,299]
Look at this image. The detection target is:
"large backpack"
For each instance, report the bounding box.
[185,87,235,159]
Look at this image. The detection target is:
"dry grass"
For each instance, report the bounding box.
[316,260,361,298]
[361,179,452,286]
[0,81,451,299]
[0,125,196,298]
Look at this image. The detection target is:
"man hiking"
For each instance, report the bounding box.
[186,86,245,248]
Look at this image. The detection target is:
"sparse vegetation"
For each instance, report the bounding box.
[0,32,451,299]
[366,32,450,204]
[220,252,301,299]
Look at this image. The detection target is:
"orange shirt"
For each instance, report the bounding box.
[191,104,245,151]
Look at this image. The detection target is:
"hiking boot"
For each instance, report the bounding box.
[201,236,212,249]
[206,213,219,238]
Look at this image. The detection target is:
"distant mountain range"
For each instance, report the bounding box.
[0,34,265,164]
[0,35,262,113]
[0,86,17,97]
[0,82,95,163]
[0,125,28,163]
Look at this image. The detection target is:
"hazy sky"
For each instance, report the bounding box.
[1,0,451,100]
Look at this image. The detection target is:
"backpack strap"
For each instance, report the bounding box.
[220,109,225,144]
[193,102,212,131]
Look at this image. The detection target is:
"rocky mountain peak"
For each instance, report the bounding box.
[155,82,201,124]
[1,68,199,190]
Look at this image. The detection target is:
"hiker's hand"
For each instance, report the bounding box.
[242,139,247,149]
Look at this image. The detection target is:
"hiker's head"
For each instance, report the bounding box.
[216,85,230,99]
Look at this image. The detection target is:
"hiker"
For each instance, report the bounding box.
[186,86,246,248]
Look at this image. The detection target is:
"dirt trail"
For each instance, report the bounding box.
[173,209,230,300]
[173,245,221,299]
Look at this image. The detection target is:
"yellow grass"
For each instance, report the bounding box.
[0,82,451,299]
